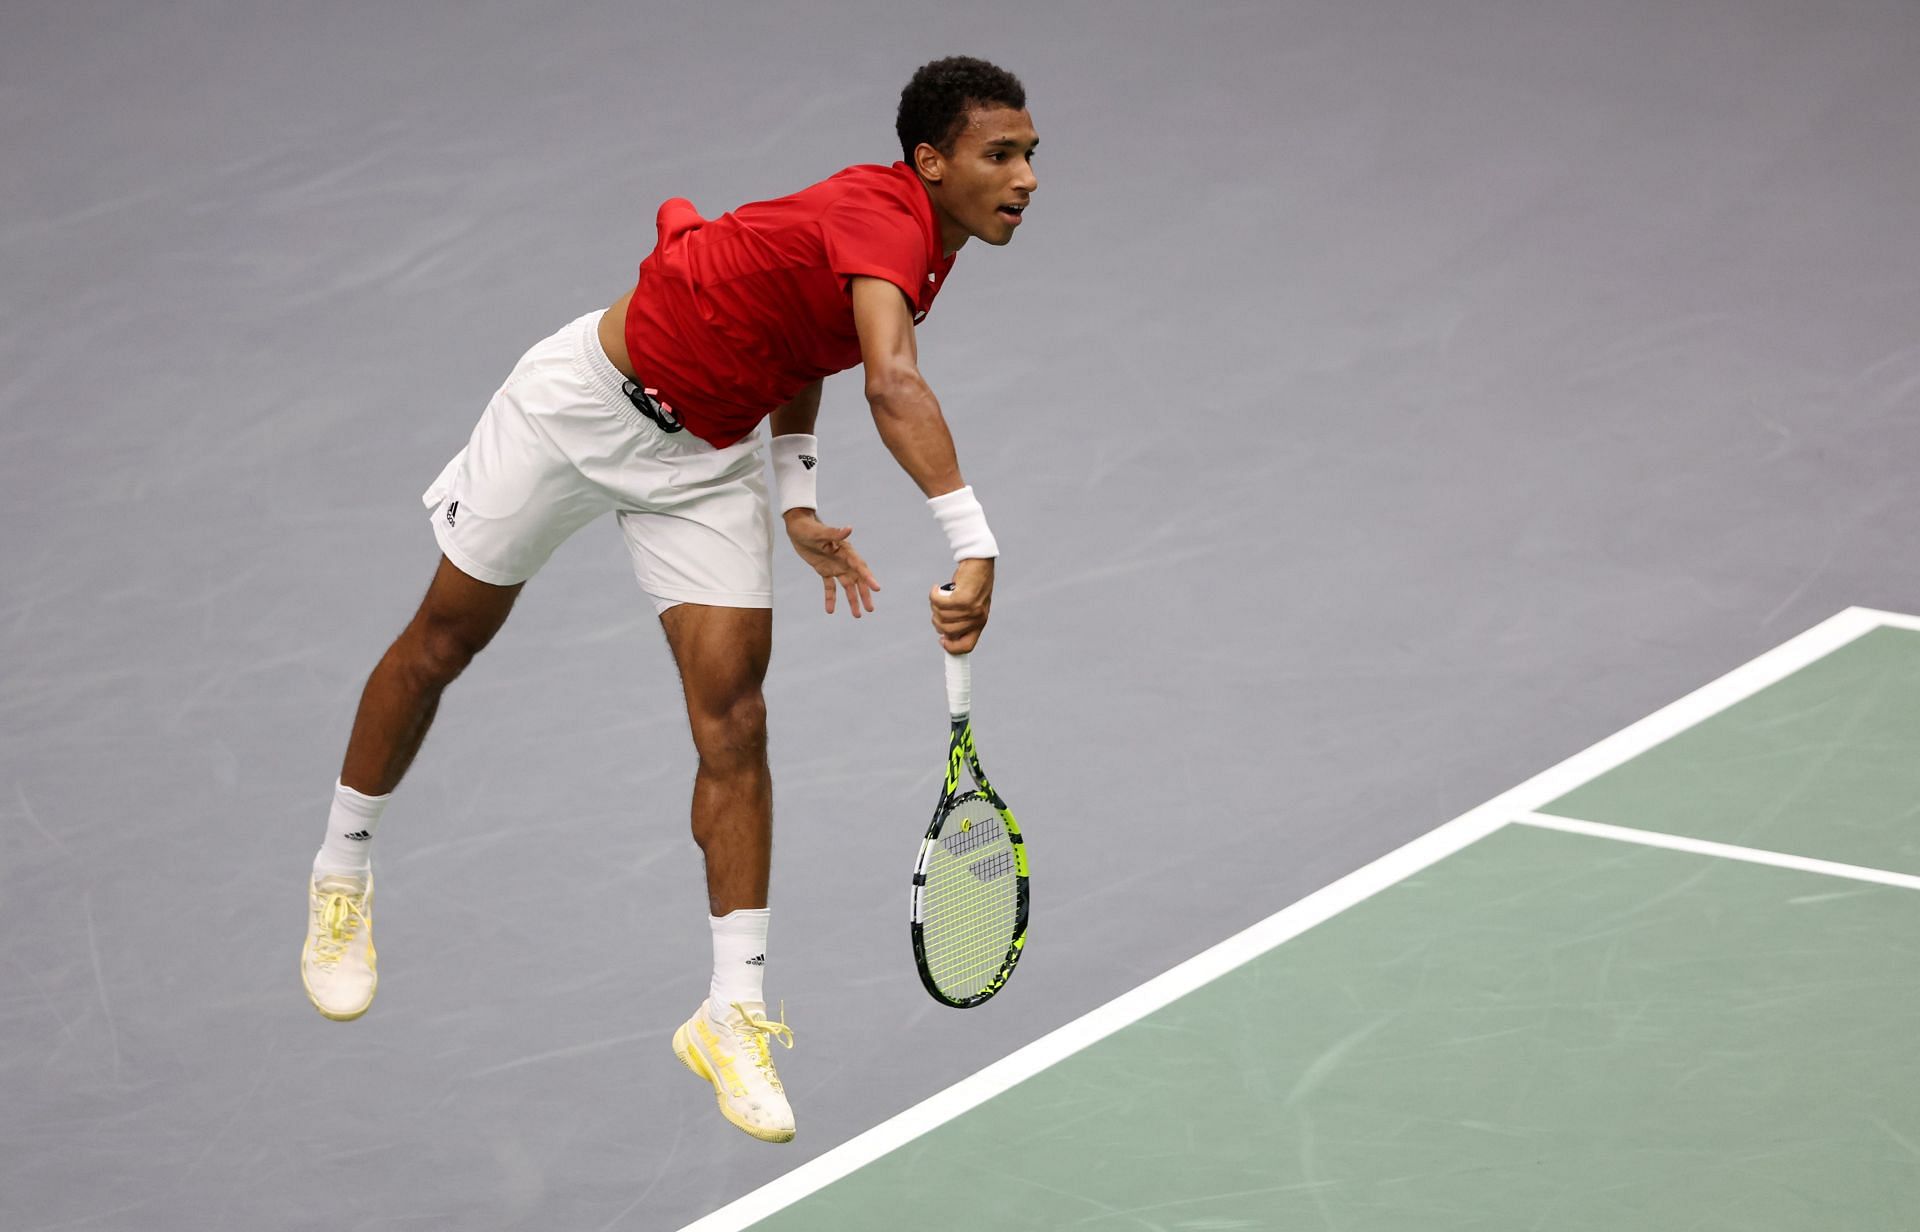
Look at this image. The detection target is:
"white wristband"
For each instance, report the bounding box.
[928,485,999,561]
[771,434,819,514]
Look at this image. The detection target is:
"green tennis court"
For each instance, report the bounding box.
[687,608,1920,1231]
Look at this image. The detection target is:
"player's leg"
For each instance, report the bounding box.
[603,403,791,1140]
[339,556,523,798]
[659,602,775,917]
[302,556,521,1022]
[303,310,618,1022]
[313,555,521,883]
[657,602,796,1142]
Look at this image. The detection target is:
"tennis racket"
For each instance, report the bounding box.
[910,647,1030,1008]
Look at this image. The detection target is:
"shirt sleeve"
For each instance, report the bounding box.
[654,198,707,247]
[819,192,927,303]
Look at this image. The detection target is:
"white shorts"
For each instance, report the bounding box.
[422,310,772,611]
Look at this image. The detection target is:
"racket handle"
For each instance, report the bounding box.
[945,650,972,720]
[937,582,973,718]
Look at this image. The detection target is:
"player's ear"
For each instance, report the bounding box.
[913,142,945,184]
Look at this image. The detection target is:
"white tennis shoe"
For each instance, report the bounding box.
[301,871,377,1021]
[673,999,796,1142]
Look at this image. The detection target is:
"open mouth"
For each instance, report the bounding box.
[997,203,1027,224]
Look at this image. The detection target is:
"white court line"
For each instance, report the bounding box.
[1514,811,1920,893]
[1851,607,1920,635]
[677,606,1917,1232]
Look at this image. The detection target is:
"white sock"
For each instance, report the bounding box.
[313,780,389,879]
[708,908,770,1015]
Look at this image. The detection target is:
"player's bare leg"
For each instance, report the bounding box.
[660,602,795,1142]
[341,555,524,796]
[660,602,775,914]
[302,555,522,1021]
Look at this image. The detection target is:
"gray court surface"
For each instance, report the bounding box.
[6,2,1920,1229]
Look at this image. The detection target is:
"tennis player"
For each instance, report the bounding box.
[298,56,1037,1143]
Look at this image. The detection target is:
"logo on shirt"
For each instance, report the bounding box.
[343,830,372,842]
[799,455,817,471]
[445,501,459,528]
[745,953,765,966]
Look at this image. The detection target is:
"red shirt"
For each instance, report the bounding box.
[623,162,958,447]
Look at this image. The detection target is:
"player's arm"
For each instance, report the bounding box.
[770,379,879,618]
[850,275,995,654]
[768,378,822,441]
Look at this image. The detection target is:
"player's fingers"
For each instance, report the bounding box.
[933,610,987,644]
[839,547,879,591]
[823,575,836,615]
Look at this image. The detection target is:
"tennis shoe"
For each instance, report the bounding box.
[301,871,377,1021]
[673,998,795,1143]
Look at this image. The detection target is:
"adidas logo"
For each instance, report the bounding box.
[798,455,816,471]
[445,500,459,527]
[744,953,765,966]
[344,830,372,841]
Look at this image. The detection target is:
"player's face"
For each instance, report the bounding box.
[919,106,1039,253]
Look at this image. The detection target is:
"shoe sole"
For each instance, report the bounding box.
[672,1021,795,1144]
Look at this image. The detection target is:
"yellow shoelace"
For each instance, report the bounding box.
[728,1001,794,1090]
[311,890,369,966]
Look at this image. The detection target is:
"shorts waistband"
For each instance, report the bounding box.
[572,310,645,424]
[569,310,726,452]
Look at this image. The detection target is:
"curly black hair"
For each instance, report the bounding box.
[896,56,1027,162]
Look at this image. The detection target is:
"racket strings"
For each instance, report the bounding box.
[921,795,1020,998]
[923,890,1015,984]
[940,815,1004,859]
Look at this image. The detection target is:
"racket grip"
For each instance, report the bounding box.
[937,582,973,718]
[944,651,972,720]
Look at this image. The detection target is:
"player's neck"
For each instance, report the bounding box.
[916,176,970,256]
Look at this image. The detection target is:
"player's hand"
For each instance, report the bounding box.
[931,557,994,653]
[784,509,880,618]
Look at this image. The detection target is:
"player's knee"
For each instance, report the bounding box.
[693,690,768,766]
[402,619,488,689]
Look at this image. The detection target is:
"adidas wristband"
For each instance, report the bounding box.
[928,485,999,561]
[771,433,819,514]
